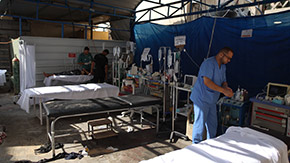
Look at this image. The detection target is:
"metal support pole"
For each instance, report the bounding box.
[33,97,36,116]
[51,121,56,157]
[36,0,39,19]
[90,21,93,40]
[61,24,64,38]
[156,107,159,133]
[46,116,50,141]
[39,98,43,125]
[19,17,22,36]
[85,25,87,39]
[190,0,192,13]
[163,49,166,122]
[90,0,93,40]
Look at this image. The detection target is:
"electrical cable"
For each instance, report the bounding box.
[206,16,217,59]
[183,49,200,69]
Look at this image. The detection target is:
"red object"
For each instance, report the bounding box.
[257,107,285,115]
[12,57,19,62]
[68,53,76,58]
[256,111,283,120]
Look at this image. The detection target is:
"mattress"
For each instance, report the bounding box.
[43,95,162,118]
[17,83,119,113]
[43,75,93,86]
[141,126,289,163]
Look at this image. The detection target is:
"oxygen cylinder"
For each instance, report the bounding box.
[11,56,20,94]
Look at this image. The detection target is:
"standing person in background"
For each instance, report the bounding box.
[92,49,109,83]
[77,47,93,74]
[190,47,234,144]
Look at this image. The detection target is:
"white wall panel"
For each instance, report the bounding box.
[20,36,127,86]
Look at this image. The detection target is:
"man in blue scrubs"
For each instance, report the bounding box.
[190,47,234,144]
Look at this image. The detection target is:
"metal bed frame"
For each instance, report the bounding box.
[43,96,161,157]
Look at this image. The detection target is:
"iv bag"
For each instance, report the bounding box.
[117,47,120,57]
[174,60,179,73]
[113,47,117,57]
[168,49,171,56]
[158,49,162,61]
[167,53,172,67]
[173,52,177,62]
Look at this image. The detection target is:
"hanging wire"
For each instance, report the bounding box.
[183,49,200,69]
[206,15,217,59]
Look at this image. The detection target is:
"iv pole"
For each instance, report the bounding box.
[170,45,190,142]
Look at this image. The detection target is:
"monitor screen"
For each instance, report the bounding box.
[184,75,197,86]
[267,84,288,97]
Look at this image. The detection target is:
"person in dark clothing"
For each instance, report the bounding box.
[92,49,109,83]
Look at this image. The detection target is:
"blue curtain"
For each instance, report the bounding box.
[134,11,290,97]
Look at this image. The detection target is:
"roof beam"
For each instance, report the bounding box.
[76,0,135,13]
[192,0,216,8]
[28,3,50,18]
[1,13,130,32]
[136,0,192,13]
[23,0,134,20]
[136,0,281,23]
[142,0,179,9]
[169,1,190,17]
[220,0,235,8]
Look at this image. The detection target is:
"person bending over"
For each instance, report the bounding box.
[190,47,234,144]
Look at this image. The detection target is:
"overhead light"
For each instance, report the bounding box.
[274,21,282,24]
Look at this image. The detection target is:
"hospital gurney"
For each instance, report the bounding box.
[43,75,93,86]
[17,83,119,124]
[43,95,161,157]
[141,126,289,163]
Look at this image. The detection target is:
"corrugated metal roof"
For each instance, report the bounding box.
[0,0,142,24]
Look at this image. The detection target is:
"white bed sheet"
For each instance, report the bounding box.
[0,69,7,86]
[17,83,119,113]
[43,75,94,86]
[141,127,289,163]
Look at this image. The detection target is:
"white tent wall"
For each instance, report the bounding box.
[16,36,126,87]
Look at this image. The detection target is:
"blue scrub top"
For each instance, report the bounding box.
[190,56,226,106]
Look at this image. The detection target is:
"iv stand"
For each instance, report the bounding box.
[170,47,189,142]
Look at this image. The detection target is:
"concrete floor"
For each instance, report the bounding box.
[0,93,192,163]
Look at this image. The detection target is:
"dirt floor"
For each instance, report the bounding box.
[0,93,192,163]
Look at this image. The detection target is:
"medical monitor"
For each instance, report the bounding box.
[266,82,290,98]
[184,75,197,87]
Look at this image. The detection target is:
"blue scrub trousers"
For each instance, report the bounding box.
[192,103,217,144]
